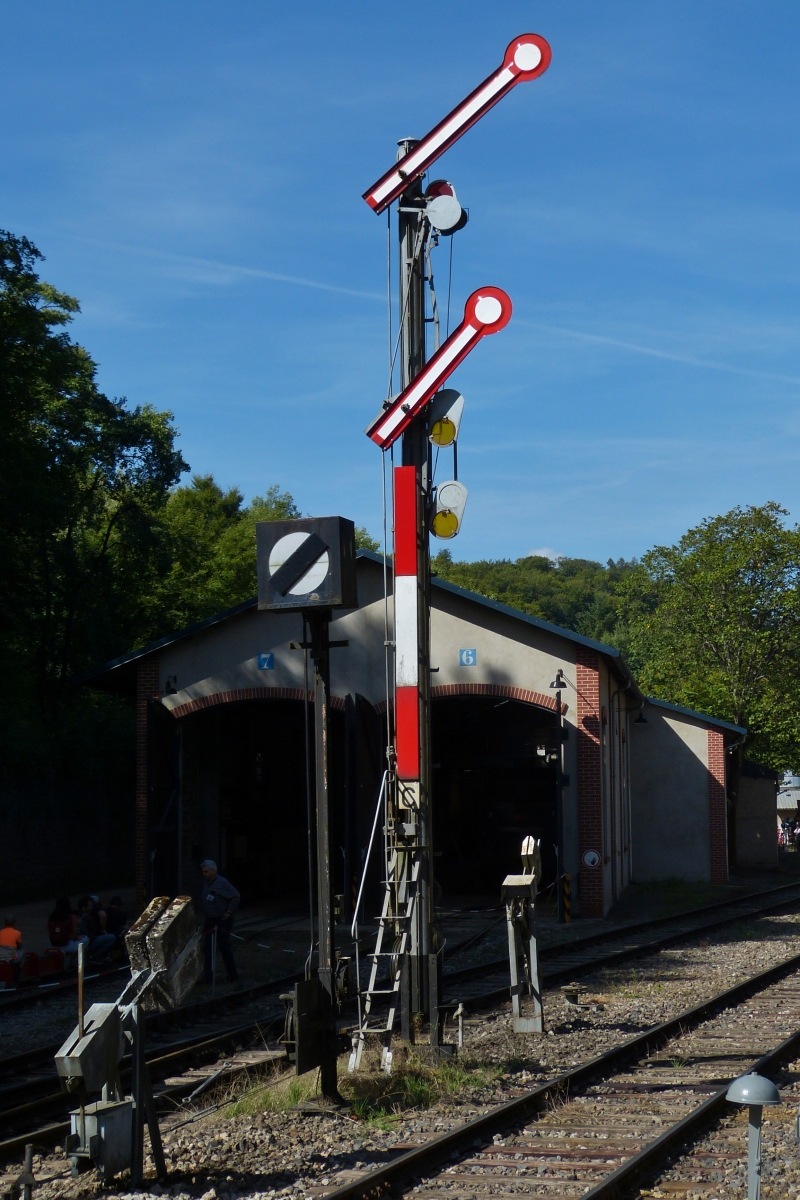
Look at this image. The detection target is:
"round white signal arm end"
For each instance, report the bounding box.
[474,295,503,325]
[514,42,542,71]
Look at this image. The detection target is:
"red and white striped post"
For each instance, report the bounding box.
[393,465,420,785]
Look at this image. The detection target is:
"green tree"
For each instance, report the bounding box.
[355,526,380,552]
[0,230,187,711]
[137,477,300,635]
[431,548,634,643]
[137,479,379,638]
[618,502,800,768]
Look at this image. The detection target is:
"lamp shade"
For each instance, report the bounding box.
[725,1073,781,1106]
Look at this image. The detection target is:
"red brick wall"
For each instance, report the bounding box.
[135,655,161,910]
[576,647,604,917]
[708,729,728,884]
[169,686,322,719]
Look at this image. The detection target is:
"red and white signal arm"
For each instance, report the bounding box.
[363,34,552,214]
[366,287,512,450]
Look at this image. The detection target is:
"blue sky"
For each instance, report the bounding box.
[4,2,800,562]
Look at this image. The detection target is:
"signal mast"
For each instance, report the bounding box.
[352,34,552,1053]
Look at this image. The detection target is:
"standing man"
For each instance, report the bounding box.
[200,860,240,984]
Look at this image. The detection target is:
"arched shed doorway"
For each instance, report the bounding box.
[148,689,383,911]
[431,690,561,898]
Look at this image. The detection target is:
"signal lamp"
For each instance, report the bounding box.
[428,389,464,447]
[431,479,468,540]
[425,180,468,235]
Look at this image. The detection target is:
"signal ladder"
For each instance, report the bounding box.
[349,776,420,1072]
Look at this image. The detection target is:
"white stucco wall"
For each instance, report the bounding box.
[629,702,711,882]
[153,558,586,883]
[137,556,724,902]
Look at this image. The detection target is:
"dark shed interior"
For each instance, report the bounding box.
[148,692,562,910]
[431,695,561,896]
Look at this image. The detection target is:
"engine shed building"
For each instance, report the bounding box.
[81,551,745,919]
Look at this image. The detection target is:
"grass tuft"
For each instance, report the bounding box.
[222,1068,316,1117]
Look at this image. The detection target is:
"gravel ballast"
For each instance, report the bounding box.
[6,907,800,1200]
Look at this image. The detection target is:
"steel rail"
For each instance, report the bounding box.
[5,878,800,1104]
[0,1013,285,1161]
[0,903,495,1015]
[577,1028,800,1199]
[5,880,800,1172]
[322,945,800,1200]
[443,878,800,1006]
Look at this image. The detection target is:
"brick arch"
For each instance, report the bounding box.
[166,687,346,720]
[374,683,566,715]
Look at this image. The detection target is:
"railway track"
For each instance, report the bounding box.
[0,904,499,1012]
[4,879,800,1016]
[4,882,800,1176]
[324,949,800,1200]
[0,1009,288,1162]
[443,876,800,1008]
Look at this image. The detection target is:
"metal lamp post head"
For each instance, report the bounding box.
[726,1073,782,1106]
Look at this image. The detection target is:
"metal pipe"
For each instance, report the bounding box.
[748,1105,762,1200]
[351,772,389,942]
[77,942,85,1040]
[555,687,564,923]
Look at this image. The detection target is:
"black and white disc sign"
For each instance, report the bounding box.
[256,517,358,611]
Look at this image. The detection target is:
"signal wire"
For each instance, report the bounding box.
[381,448,392,764]
[446,235,453,338]
[387,206,392,394]
[386,218,425,399]
[425,229,440,353]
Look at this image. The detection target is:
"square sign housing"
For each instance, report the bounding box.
[257,517,358,612]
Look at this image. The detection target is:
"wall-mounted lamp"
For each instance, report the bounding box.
[634,706,647,724]
[164,676,178,697]
[550,669,567,690]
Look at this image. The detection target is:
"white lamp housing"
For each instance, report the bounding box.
[425,180,468,234]
[431,479,468,540]
[428,389,465,447]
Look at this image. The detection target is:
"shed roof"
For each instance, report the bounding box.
[74,551,746,737]
[645,696,747,736]
[75,551,626,694]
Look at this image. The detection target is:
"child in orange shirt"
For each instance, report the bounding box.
[0,917,23,966]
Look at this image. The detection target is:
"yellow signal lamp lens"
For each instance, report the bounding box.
[430,416,457,447]
[431,509,459,539]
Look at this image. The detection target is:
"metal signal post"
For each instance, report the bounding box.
[396,146,437,1033]
[361,35,552,1054]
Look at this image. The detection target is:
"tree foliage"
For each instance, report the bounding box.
[431,548,634,644]
[1,231,383,794]
[0,230,187,718]
[617,503,800,768]
[136,476,301,636]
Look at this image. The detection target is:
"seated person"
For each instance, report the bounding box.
[0,917,23,978]
[47,897,87,963]
[77,895,116,964]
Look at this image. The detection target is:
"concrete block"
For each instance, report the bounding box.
[145,896,196,974]
[144,932,203,1011]
[125,897,170,972]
